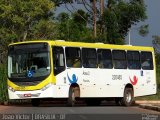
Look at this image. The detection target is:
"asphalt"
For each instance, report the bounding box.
[1,100,160,112]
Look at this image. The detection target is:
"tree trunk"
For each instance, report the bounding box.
[93,0,97,38]
[100,0,104,34]
[22,31,28,42]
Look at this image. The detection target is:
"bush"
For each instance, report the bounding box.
[0,64,8,103]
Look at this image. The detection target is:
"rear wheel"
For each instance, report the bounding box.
[68,87,76,106]
[31,99,40,107]
[121,88,134,106]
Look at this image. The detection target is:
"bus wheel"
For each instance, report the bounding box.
[68,87,76,106]
[31,99,40,107]
[121,88,134,106]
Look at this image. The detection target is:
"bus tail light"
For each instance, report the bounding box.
[24,93,31,97]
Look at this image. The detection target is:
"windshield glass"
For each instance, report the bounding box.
[8,43,51,79]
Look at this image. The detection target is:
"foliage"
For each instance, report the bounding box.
[138,24,149,37]
[51,0,73,6]
[0,64,8,103]
[152,35,160,53]
[0,0,55,64]
[55,10,93,42]
[54,0,147,44]
[102,0,147,44]
[0,0,55,43]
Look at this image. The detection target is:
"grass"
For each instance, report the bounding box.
[136,89,160,100]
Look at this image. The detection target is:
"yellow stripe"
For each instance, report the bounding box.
[8,74,56,91]
[9,40,154,52]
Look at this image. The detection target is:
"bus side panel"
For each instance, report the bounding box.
[79,69,125,98]
[54,69,156,98]
[134,70,157,97]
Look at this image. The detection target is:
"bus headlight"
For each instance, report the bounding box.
[8,86,15,92]
[41,83,52,91]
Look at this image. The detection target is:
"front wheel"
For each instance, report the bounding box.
[121,88,134,106]
[68,87,76,106]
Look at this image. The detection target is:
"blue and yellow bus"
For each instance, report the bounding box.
[7,40,157,106]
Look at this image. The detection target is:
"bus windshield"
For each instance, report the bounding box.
[8,43,50,79]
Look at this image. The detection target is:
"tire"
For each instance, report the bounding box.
[121,88,134,106]
[31,99,40,107]
[68,87,76,107]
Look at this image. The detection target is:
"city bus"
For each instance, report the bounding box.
[7,40,157,106]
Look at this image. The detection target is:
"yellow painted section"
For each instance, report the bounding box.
[9,40,154,52]
[8,73,56,91]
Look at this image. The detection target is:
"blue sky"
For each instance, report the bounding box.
[56,0,160,47]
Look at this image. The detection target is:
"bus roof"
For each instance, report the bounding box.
[9,40,154,52]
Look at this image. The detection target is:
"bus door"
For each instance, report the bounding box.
[65,47,82,86]
[52,46,66,85]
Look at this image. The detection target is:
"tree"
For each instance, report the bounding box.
[0,0,55,43]
[56,12,70,40]
[53,0,147,44]
[56,10,92,42]
[152,35,160,53]
[0,0,55,63]
[102,0,147,44]
[139,24,149,37]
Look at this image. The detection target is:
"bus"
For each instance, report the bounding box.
[7,40,157,106]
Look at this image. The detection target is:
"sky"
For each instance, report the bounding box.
[56,0,160,47]
[127,0,160,47]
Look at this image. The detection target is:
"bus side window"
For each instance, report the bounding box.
[112,50,127,69]
[141,52,153,70]
[82,48,97,68]
[52,46,65,75]
[97,49,113,69]
[65,47,82,68]
[127,51,141,69]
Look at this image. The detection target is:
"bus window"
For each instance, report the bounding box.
[97,49,113,69]
[8,43,51,78]
[127,51,141,69]
[141,52,153,70]
[52,46,65,75]
[65,47,82,68]
[113,50,127,69]
[82,48,97,68]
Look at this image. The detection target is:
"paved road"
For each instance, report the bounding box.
[0,101,159,120]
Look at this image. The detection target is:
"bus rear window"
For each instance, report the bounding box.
[141,52,153,70]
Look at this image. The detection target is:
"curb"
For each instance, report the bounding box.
[136,100,160,104]
[139,104,160,112]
